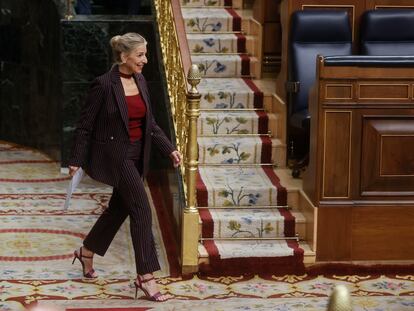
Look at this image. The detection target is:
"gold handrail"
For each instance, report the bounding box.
[154,0,201,273]
[154,0,188,183]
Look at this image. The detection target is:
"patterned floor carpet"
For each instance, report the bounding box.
[1,141,413,310]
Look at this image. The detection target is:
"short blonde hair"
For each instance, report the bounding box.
[110,33,147,64]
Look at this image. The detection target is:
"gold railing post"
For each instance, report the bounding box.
[327,285,353,311]
[181,64,201,273]
[154,0,201,273]
[65,0,74,20]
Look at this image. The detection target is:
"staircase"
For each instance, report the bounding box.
[179,0,312,275]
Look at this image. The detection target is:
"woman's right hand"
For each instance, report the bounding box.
[69,166,80,177]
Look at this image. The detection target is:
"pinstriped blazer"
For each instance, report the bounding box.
[68,65,175,187]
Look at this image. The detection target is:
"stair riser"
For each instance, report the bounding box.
[198,78,263,109]
[198,112,268,135]
[182,0,240,7]
[181,0,230,7]
[198,137,273,164]
[200,208,296,238]
[197,185,283,207]
[200,91,254,109]
[199,140,285,165]
[188,35,246,54]
[183,8,241,33]
[197,167,287,207]
[192,55,250,78]
[199,218,307,240]
[184,17,233,33]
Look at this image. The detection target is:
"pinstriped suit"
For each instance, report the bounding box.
[69,65,175,274]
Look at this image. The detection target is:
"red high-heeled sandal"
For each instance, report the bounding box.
[134,277,170,301]
[72,247,97,278]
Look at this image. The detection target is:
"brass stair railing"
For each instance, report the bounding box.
[154,0,201,273]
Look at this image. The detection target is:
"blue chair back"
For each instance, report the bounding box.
[360,9,414,56]
[289,10,352,118]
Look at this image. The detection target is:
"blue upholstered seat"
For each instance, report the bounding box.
[288,10,352,157]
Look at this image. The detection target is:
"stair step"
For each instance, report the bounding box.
[198,136,282,165]
[182,8,241,33]
[198,240,315,265]
[192,54,252,78]
[181,0,232,8]
[198,78,263,110]
[200,208,298,238]
[198,112,284,141]
[198,110,270,135]
[199,209,306,239]
[199,239,302,262]
[187,33,246,54]
[197,166,287,207]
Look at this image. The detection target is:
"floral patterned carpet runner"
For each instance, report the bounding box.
[181,0,304,274]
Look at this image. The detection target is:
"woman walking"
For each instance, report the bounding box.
[68,32,181,302]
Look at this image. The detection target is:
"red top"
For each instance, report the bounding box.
[125,93,146,142]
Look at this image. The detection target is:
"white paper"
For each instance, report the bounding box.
[64,168,85,210]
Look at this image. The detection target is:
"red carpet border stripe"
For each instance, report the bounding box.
[242,78,264,108]
[199,209,214,238]
[262,167,287,206]
[226,8,241,31]
[279,208,296,237]
[196,171,208,207]
[240,54,250,76]
[256,110,269,134]
[235,33,246,53]
[260,136,272,163]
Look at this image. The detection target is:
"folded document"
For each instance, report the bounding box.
[64,168,85,210]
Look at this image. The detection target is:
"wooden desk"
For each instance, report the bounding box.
[304,56,414,261]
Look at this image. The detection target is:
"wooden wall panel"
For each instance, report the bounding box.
[381,136,414,175]
[323,112,352,198]
[325,84,353,100]
[360,117,414,196]
[352,206,414,260]
[358,84,411,100]
[316,206,352,261]
[318,205,414,261]
[366,0,414,9]
[263,23,281,54]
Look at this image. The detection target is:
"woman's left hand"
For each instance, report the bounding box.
[169,150,182,168]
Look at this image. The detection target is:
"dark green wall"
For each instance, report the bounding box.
[0,0,61,158]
